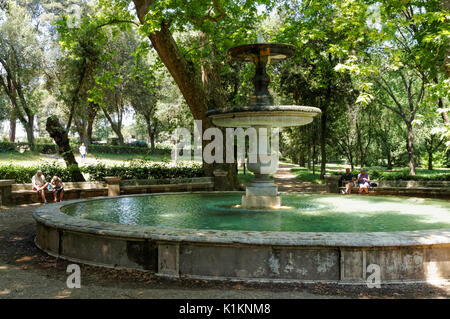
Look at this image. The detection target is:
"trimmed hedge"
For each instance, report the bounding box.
[0,160,204,183]
[335,169,450,181]
[0,162,81,183]
[73,143,172,156]
[78,144,149,155]
[82,161,203,181]
[369,170,450,181]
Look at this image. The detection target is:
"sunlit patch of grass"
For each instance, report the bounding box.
[0,151,171,167]
[291,167,325,184]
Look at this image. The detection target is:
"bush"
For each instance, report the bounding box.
[81,144,150,154]
[74,143,172,156]
[128,140,148,148]
[0,142,17,153]
[34,137,54,144]
[35,143,58,154]
[369,170,450,181]
[0,160,204,183]
[82,160,204,181]
[0,162,74,183]
[0,142,58,154]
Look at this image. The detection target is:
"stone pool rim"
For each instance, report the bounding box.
[33,192,450,284]
[33,192,450,248]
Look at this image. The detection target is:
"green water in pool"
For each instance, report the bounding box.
[60,193,450,232]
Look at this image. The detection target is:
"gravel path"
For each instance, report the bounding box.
[274,164,326,193]
[0,203,449,298]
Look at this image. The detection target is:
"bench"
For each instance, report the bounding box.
[11,182,108,204]
[9,177,215,204]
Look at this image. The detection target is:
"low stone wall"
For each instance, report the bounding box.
[8,177,214,204]
[325,176,450,199]
[33,194,450,285]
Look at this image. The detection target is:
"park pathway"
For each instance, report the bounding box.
[274,164,326,193]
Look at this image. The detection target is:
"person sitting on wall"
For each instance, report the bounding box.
[341,168,354,195]
[357,168,371,194]
[48,176,64,202]
[32,170,49,204]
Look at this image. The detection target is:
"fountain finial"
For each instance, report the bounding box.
[227,43,295,106]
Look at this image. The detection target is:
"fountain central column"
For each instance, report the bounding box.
[242,125,280,208]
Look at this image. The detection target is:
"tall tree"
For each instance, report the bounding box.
[100,0,271,189]
[0,1,44,149]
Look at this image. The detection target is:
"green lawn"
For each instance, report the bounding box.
[0,151,170,167]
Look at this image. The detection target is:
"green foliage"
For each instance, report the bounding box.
[0,142,17,152]
[370,169,450,181]
[0,160,204,183]
[0,162,79,183]
[79,144,170,155]
[127,140,148,148]
[83,160,204,181]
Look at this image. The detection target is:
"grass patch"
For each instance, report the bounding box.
[291,167,326,184]
[238,168,254,186]
[0,151,170,167]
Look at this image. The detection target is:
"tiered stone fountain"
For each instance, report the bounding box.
[207,43,321,208]
[33,42,450,285]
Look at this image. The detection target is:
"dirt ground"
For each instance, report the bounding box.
[0,204,449,299]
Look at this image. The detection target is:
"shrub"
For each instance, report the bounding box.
[0,161,204,183]
[0,142,17,153]
[35,143,58,154]
[368,170,450,181]
[82,160,204,181]
[83,144,150,154]
[128,140,148,148]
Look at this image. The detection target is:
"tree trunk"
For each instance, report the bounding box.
[101,106,125,146]
[86,118,94,145]
[387,150,393,170]
[24,116,35,151]
[319,112,327,179]
[9,104,16,142]
[406,123,416,175]
[299,152,305,167]
[45,115,85,182]
[428,150,433,170]
[144,116,156,152]
[133,0,240,189]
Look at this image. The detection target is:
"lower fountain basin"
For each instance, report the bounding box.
[33,192,450,284]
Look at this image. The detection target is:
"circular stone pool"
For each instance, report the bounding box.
[34,192,450,285]
[61,193,450,233]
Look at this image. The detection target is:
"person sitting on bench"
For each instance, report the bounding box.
[357,168,371,194]
[48,176,64,202]
[32,170,49,204]
[341,168,354,195]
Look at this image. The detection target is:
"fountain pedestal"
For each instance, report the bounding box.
[242,180,280,208]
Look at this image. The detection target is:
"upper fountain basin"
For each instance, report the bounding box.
[228,43,296,62]
[206,105,322,128]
